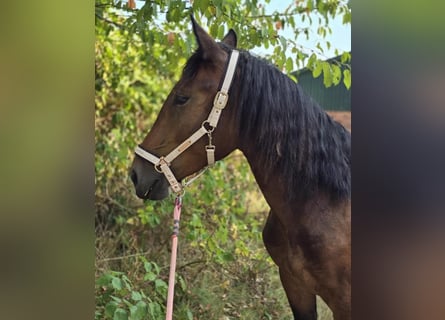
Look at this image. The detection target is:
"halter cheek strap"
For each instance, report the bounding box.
[134,50,240,194]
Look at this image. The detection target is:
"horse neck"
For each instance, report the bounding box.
[240,145,294,212]
[241,144,349,232]
[232,53,350,213]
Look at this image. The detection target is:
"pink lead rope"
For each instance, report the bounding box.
[165,195,182,320]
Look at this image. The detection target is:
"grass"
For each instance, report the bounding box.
[95,152,334,319]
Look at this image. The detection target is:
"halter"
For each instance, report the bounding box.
[134,50,239,194]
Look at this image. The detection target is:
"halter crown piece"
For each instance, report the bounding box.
[134,50,240,194]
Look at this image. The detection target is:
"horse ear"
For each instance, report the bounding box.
[191,15,218,60]
[222,29,237,48]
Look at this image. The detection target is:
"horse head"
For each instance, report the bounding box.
[130,17,239,200]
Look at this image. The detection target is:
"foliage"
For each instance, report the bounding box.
[95,0,345,318]
[95,0,351,86]
[95,267,167,320]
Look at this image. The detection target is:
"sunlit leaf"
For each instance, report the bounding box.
[285,57,294,72]
[322,61,333,88]
[343,69,351,89]
[332,64,342,85]
[312,60,323,78]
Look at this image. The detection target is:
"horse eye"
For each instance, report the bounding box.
[174,95,189,106]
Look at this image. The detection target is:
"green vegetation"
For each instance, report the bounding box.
[95,1,349,318]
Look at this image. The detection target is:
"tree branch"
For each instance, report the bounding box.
[97,250,151,262]
[95,13,124,29]
[177,259,208,270]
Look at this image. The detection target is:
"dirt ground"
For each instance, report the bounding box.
[327,111,351,132]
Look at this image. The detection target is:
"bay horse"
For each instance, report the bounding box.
[130,17,351,320]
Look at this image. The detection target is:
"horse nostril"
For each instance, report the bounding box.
[130,169,138,186]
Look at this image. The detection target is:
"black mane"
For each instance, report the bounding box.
[233,50,351,202]
[185,46,351,202]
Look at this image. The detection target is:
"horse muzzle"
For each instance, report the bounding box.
[130,159,170,200]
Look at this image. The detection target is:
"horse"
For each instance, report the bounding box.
[130,17,351,320]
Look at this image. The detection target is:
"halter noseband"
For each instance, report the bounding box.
[134,50,240,194]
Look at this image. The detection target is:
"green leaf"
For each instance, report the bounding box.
[322,62,333,88]
[332,64,342,85]
[166,8,173,22]
[343,11,352,24]
[312,60,323,78]
[179,276,187,291]
[261,25,268,38]
[217,24,225,39]
[130,301,147,320]
[307,0,313,10]
[343,69,351,89]
[341,51,351,64]
[105,302,118,318]
[288,16,295,28]
[199,0,209,13]
[285,57,293,72]
[307,53,317,69]
[210,23,218,37]
[222,252,235,262]
[113,308,128,320]
[111,277,122,290]
[131,291,142,301]
[148,302,161,317]
[143,261,152,273]
[279,36,287,52]
[288,73,298,83]
[129,305,137,319]
[155,279,167,290]
[96,273,113,286]
[144,272,157,282]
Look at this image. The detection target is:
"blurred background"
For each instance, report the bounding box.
[1,0,444,319]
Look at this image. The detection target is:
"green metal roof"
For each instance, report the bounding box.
[294,54,351,111]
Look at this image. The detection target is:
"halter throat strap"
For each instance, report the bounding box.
[134,50,240,194]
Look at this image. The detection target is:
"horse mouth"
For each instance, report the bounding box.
[139,179,169,200]
[142,179,159,199]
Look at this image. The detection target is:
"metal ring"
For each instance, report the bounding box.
[175,188,186,197]
[154,157,168,173]
[154,163,163,173]
[201,120,215,133]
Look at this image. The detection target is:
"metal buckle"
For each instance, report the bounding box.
[213,91,228,110]
[155,157,169,173]
[205,145,215,166]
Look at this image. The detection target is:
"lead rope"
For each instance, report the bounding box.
[166,195,182,320]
